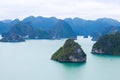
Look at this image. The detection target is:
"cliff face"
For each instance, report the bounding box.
[51,38,86,63]
[92,32,120,55]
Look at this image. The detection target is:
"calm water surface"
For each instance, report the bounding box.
[0,36,120,80]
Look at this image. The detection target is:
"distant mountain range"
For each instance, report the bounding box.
[0,16,120,42]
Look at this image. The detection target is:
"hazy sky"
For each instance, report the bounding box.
[0,0,120,20]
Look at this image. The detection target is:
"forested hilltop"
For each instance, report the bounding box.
[92,32,120,55]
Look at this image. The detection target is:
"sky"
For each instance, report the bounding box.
[0,0,120,21]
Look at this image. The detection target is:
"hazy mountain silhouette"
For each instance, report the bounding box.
[0,16,120,41]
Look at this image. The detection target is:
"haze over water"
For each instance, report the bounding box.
[0,36,120,80]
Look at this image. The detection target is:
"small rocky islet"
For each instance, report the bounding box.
[92,32,120,55]
[51,38,86,63]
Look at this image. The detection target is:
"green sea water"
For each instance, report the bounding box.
[0,36,120,80]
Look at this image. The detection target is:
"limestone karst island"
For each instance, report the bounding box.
[92,32,120,55]
[51,38,86,63]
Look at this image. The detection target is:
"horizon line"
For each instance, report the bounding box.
[0,15,120,22]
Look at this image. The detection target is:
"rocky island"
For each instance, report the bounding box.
[0,34,25,42]
[51,38,86,63]
[92,32,120,55]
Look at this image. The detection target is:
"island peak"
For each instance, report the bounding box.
[51,38,86,63]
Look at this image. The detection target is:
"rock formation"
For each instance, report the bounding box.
[51,38,86,62]
[92,32,120,55]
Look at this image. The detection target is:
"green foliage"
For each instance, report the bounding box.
[93,32,120,55]
[51,38,86,62]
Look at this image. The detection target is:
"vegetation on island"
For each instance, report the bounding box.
[92,32,120,55]
[51,38,86,63]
